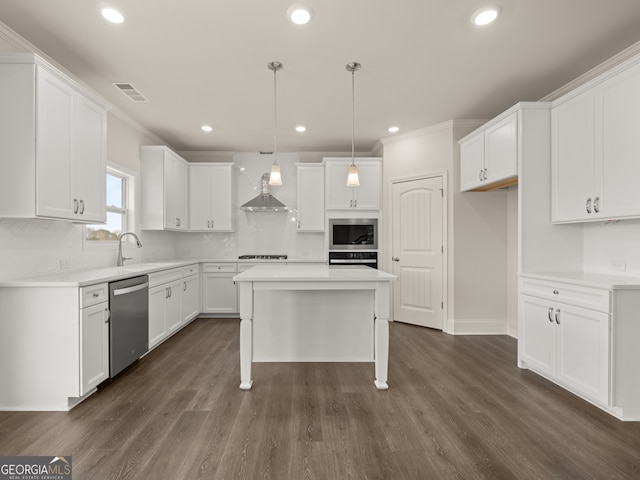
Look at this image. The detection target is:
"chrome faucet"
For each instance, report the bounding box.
[117,232,143,266]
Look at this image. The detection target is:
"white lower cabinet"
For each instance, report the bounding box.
[79,283,109,396]
[520,293,609,404]
[201,263,238,314]
[519,275,640,420]
[148,268,186,349]
[182,265,200,324]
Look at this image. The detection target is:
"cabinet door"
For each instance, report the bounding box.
[201,274,238,313]
[555,304,610,404]
[36,67,76,220]
[354,163,381,209]
[460,133,485,192]
[149,285,168,348]
[325,162,354,209]
[166,279,183,334]
[210,165,233,231]
[182,275,200,324]
[189,164,212,231]
[80,303,109,395]
[297,165,324,231]
[519,295,555,377]
[164,152,188,230]
[75,94,107,222]
[600,61,640,219]
[552,90,597,222]
[484,113,517,185]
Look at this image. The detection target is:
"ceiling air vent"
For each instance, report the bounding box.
[112,82,149,102]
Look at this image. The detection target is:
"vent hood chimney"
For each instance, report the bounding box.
[241,173,288,212]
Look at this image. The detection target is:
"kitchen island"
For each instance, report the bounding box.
[233,264,396,390]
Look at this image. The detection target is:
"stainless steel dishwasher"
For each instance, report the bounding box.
[108,275,149,377]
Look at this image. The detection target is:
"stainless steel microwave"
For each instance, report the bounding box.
[328,218,378,250]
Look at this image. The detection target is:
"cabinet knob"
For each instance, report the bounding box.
[392,257,400,262]
[553,290,559,295]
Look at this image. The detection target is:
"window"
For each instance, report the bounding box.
[86,169,128,241]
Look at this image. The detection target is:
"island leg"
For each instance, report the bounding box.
[238,281,253,390]
[374,282,390,390]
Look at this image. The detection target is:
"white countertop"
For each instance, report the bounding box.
[234,264,396,282]
[521,271,640,290]
[0,258,326,288]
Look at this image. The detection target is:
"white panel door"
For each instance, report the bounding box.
[80,303,109,395]
[484,113,517,185]
[75,94,107,222]
[392,176,443,329]
[600,61,640,219]
[189,164,212,230]
[460,133,485,191]
[36,67,75,219]
[519,295,556,377]
[555,303,610,404]
[551,90,596,222]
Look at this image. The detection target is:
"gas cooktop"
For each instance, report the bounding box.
[238,254,288,260]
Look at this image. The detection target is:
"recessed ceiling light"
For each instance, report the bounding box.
[295,125,307,133]
[201,125,213,132]
[101,7,125,24]
[388,126,400,133]
[287,4,314,25]
[470,5,501,26]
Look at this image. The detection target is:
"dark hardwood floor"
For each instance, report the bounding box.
[1,318,640,479]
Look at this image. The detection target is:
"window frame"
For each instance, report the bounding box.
[84,165,135,247]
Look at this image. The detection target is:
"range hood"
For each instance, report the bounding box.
[240,173,288,212]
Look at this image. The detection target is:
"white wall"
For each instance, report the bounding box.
[381,121,510,334]
[583,220,640,276]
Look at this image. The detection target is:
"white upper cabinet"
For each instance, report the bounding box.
[324,158,382,210]
[460,111,518,192]
[296,164,324,231]
[552,56,640,223]
[0,54,108,223]
[189,163,233,232]
[140,146,189,231]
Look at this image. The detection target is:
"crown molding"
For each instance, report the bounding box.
[540,39,640,101]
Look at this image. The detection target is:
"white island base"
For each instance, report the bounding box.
[234,265,396,390]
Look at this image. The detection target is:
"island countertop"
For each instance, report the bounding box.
[233,264,397,283]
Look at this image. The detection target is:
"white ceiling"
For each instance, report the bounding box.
[1,0,640,154]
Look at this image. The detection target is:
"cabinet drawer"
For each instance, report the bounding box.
[80,283,108,308]
[149,268,183,287]
[520,278,610,312]
[202,263,237,273]
[182,264,199,277]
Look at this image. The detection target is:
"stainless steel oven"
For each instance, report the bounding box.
[329,251,378,269]
[328,218,378,250]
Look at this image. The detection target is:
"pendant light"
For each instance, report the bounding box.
[268,61,283,186]
[346,62,361,186]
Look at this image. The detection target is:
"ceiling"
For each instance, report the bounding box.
[1,1,640,154]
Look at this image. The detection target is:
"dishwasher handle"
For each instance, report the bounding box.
[112,282,149,296]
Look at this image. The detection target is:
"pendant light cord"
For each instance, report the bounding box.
[351,67,355,166]
[273,65,278,165]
